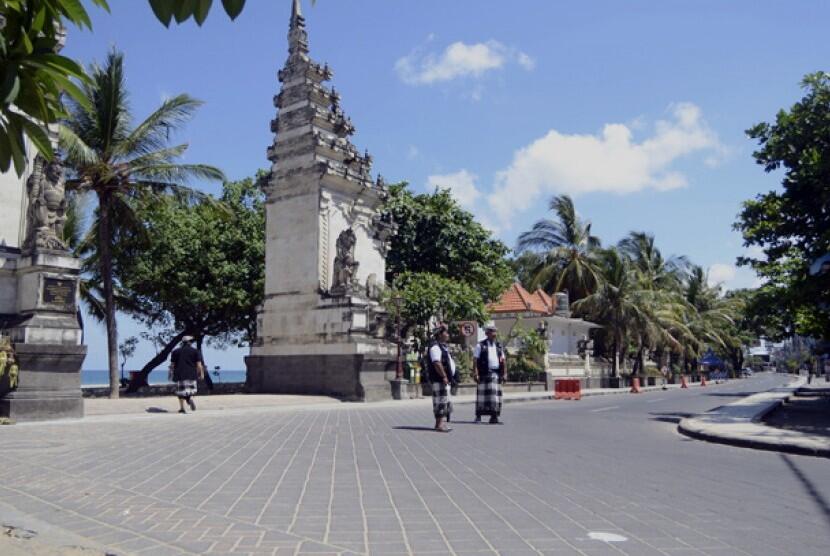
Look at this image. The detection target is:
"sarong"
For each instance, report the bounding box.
[475,371,502,417]
[432,382,452,418]
[176,380,198,398]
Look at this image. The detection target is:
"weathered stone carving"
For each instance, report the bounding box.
[0,338,19,390]
[331,228,359,295]
[366,273,383,301]
[24,155,68,252]
[372,211,395,255]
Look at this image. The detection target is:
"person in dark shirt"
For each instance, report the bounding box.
[169,336,204,413]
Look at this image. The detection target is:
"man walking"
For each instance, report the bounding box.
[169,335,204,414]
[427,325,455,432]
[473,324,506,424]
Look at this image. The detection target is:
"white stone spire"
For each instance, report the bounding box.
[291,0,303,24]
[288,0,308,57]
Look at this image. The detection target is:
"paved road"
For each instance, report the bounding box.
[0,374,828,555]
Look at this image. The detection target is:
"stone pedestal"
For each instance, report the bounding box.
[0,343,85,421]
[0,251,85,422]
[246,352,396,401]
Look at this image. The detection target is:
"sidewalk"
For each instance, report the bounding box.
[678,376,830,457]
[75,381,700,420]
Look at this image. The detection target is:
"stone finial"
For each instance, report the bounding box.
[288,0,308,57]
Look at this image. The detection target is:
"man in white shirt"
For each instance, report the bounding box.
[427,325,455,432]
[472,324,505,424]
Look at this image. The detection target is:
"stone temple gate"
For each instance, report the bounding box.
[245,0,398,401]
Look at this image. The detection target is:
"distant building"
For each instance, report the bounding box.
[487,283,610,386]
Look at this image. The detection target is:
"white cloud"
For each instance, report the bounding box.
[708,263,737,287]
[427,170,481,209]
[395,40,534,85]
[517,51,536,71]
[486,102,723,226]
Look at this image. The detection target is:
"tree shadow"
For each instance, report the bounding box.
[145,407,170,413]
[780,454,830,530]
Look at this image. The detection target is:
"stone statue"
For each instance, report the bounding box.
[24,155,68,252]
[0,338,18,390]
[331,228,359,295]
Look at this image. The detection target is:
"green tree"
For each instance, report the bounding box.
[618,231,686,291]
[516,194,601,301]
[388,272,489,345]
[0,0,110,175]
[113,177,265,389]
[60,50,224,398]
[572,248,639,377]
[382,183,512,333]
[735,71,830,340]
[618,231,689,374]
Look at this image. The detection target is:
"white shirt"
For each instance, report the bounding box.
[473,340,502,370]
[429,344,456,376]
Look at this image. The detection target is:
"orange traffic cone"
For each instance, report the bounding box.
[700,375,708,387]
[630,377,642,393]
[680,375,689,388]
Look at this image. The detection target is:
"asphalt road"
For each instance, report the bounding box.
[0,373,828,555]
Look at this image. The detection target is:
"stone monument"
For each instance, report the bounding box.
[246,0,398,401]
[0,150,85,421]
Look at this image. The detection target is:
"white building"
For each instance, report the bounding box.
[487,283,607,385]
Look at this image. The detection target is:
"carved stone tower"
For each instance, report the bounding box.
[246,0,397,401]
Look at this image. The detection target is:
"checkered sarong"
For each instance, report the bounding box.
[432,382,452,418]
[475,371,502,417]
[176,380,197,398]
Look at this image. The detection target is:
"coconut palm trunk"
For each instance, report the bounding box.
[98,189,120,398]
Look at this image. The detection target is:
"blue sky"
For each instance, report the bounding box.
[64,0,830,371]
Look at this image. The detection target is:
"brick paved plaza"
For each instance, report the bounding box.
[1,374,828,555]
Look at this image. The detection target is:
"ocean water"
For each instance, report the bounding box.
[82,369,247,387]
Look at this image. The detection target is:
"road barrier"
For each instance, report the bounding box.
[554,379,581,400]
[630,377,642,393]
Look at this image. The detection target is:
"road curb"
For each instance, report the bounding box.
[457,381,724,406]
[677,377,830,458]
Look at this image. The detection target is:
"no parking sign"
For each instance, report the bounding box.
[457,321,478,348]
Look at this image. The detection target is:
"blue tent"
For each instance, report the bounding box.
[700,349,725,370]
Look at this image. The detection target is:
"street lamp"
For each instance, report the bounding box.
[391,292,404,380]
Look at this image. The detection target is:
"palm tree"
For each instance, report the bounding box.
[618,231,687,291]
[60,50,224,398]
[572,248,639,376]
[618,231,690,374]
[681,265,739,374]
[516,194,601,300]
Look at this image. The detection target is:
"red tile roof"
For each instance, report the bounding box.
[488,283,555,315]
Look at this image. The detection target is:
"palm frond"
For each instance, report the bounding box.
[118,94,204,158]
[130,163,225,185]
[58,125,100,169]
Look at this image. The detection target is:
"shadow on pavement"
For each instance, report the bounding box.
[649,411,695,424]
[764,396,830,438]
[704,392,759,397]
[780,454,830,530]
[392,426,439,432]
[145,407,170,413]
